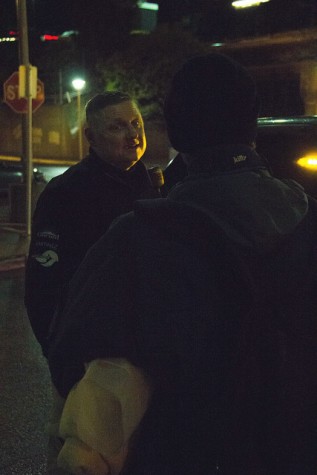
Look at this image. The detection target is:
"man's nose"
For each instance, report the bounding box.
[126,124,138,138]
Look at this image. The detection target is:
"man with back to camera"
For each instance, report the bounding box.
[48,54,317,474]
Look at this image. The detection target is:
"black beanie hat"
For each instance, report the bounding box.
[164,53,260,153]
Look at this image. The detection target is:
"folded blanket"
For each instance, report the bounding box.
[57,359,151,474]
[58,437,110,475]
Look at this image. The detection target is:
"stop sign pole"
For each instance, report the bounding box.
[16,0,33,238]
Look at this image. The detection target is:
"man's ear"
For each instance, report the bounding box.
[85,127,95,146]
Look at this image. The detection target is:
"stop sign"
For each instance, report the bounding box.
[3,71,45,113]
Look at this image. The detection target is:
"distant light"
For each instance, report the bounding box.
[297,154,317,171]
[211,42,224,47]
[41,34,59,41]
[0,36,17,42]
[60,30,79,38]
[0,30,18,42]
[268,119,288,124]
[130,30,150,35]
[138,1,159,11]
[72,78,86,91]
[232,0,270,8]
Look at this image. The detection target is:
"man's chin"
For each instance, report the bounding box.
[118,157,140,171]
[125,160,139,171]
[122,153,144,170]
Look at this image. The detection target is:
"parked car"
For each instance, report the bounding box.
[0,161,46,196]
[256,116,317,198]
[164,116,317,198]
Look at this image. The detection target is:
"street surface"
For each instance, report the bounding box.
[0,268,52,474]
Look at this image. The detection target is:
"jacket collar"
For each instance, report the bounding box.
[87,147,145,177]
[187,144,269,175]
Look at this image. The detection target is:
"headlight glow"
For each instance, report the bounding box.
[297,155,317,170]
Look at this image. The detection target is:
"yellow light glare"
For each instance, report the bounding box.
[297,155,317,171]
[232,0,270,8]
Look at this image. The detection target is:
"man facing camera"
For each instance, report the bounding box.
[25,92,160,360]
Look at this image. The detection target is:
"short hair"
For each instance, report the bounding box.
[164,53,260,152]
[85,92,133,129]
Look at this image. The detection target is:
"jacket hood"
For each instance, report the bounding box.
[168,146,309,253]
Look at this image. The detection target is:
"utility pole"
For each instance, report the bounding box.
[311,0,317,26]
[16,0,33,237]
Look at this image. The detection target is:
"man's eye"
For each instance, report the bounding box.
[132,120,141,128]
[108,124,123,132]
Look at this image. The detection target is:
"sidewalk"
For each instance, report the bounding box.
[0,183,48,272]
[0,201,29,272]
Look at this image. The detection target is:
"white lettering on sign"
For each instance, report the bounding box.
[6,84,19,101]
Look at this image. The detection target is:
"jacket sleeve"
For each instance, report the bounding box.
[24,187,72,357]
[48,213,140,398]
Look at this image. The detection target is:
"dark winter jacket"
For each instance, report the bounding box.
[25,149,159,357]
[48,145,317,474]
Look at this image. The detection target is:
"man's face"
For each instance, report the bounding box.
[85,100,146,171]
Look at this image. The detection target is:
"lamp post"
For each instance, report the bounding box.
[72,78,86,160]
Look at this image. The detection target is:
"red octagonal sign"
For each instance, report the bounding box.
[3,71,45,113]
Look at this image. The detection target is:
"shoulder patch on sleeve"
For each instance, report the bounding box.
[33,250,59,267]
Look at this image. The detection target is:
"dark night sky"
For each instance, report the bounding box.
[1,0,74,34]
[1,1,314,40]
[0,0,184,33]
[1,1,162,36]
[1,0,168,34]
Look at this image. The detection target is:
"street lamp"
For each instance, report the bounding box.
[232,0,270,8]
[72,78,86,160]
